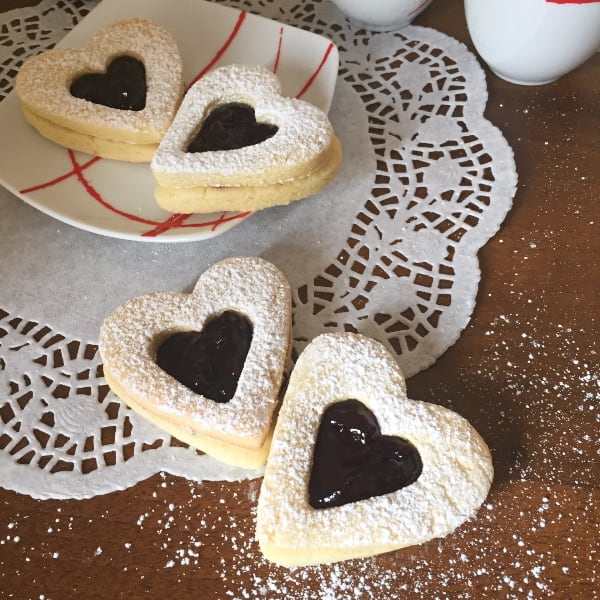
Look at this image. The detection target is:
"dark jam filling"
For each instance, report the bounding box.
[155,311,253,403]
[308,399,422,509]
[69,55,146,111]
[186,102,278,153]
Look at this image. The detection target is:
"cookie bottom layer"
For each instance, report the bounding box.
[259,539,406,568]
[103,368,272,469]
[22,105,157,162]
[153,136,342,213]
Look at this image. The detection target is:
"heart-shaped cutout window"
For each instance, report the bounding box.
[309,399,422,509]
[69,55,147,111]
[155,310,253,403]
[186,102,278,153]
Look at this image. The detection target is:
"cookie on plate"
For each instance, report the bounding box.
[256,333,493,566]
[151,64,342,213]
[15,18,184,162]
[98,257,292,468]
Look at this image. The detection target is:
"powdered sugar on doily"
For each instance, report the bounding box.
[151,64,336,186]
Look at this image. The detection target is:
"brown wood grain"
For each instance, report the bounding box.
[0,0,39,10]
[1,0,598,598]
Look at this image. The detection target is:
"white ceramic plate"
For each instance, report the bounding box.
[0,0,338,242]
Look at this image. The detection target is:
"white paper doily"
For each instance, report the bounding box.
[0,0,517,498]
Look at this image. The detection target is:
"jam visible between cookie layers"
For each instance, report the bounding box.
[69,55,146,111]
[187,102,278,153]
[308,399,423,509]
[155,311,253,403]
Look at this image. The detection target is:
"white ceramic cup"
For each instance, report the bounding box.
[465,0,600,85]
[329,0,434,31]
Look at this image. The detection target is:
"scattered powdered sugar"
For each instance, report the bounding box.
[156,480,591,599]
[423,311,598,487]
[1,267,595,599]
[2,311,583,598]
[0,472,595,598]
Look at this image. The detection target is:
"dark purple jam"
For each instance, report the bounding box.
[69,55,146,111]
[186,102,278,153]
[155,311,253,403]
[308,399,422,509]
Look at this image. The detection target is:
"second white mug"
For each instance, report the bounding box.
[465,0,600,85]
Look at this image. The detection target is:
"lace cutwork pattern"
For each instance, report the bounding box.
[0,0,92,98]
[1,309,126,474]
[0,0,517,498]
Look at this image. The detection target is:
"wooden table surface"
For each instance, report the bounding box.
[0,0,598,598]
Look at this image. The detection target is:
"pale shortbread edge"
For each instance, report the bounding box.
[154,136,342,213]
[259,540,410,568]
[104,369,272,469]
[22,105,157,162]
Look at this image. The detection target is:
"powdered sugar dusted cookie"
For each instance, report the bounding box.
[15,18,184,161]
[98,257,292,468]
[256,333,493,566]
[151,64,342,212]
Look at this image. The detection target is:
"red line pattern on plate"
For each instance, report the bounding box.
[273,27,284,73]
[295,42,335,99]
[66,150,157,225]
[188,10,247,88]
[142,213,192,237]
[142,211,252,237]
[19,156,101,194]
[409,0,432,16]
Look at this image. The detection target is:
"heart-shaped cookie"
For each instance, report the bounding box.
[150,64,342,213]
[15,18,184,161]
[98,257,292,468]
[256,333,493,566]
